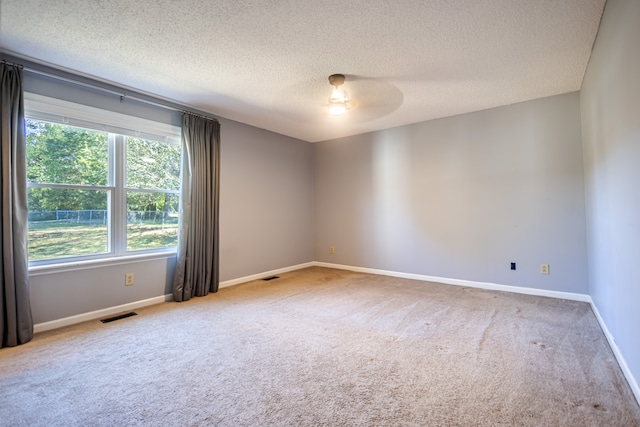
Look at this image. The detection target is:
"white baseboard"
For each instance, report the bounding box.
[219,262,315,288]
[589,300,640,405]
[33,263,314,334]
[33,294,173,334]
[312,261,591,302]
[30,262,590,334]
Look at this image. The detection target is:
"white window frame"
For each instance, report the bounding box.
[25,93,182,268]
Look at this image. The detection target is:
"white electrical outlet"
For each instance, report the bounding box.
[329,247,335,254]
[125,273,135,286]
[540,264,549,275]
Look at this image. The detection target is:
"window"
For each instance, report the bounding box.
[124,136,180,251]
[25,94,181,265]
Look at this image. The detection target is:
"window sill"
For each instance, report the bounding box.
[28,250,177,276]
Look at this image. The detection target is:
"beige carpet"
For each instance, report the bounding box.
[1,267,639,426]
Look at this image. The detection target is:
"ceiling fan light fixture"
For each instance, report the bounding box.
[330,87,347,103]
[328,74,349,115]
[328,100,347,115]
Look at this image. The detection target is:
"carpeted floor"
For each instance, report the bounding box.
[1,267,639,426]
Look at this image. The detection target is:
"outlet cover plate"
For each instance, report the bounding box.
[125,273,135,286]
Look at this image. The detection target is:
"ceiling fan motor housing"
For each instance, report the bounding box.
[328,74,345,86]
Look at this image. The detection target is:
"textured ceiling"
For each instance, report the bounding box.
[0,0,605,142]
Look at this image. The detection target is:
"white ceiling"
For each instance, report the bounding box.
[0,0,605,143]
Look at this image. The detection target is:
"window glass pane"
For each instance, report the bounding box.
[126,137,180,190]
[27,188,109,260]
[126,192,179,251]
[26,120,108,186]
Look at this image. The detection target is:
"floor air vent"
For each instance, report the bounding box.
[100,312,138,323]
[262,276,279,281]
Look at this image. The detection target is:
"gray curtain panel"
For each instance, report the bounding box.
[0,62,33,347]
[173,113,220,302]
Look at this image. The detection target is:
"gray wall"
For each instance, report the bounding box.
[29,256,176,324]
[580,0,640,388]
[219,118,314,281]
[315,93,588,294]
[21,69,314,324]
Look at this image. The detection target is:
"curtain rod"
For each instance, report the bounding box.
[8,59,219,123]
[1,59,24,69]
